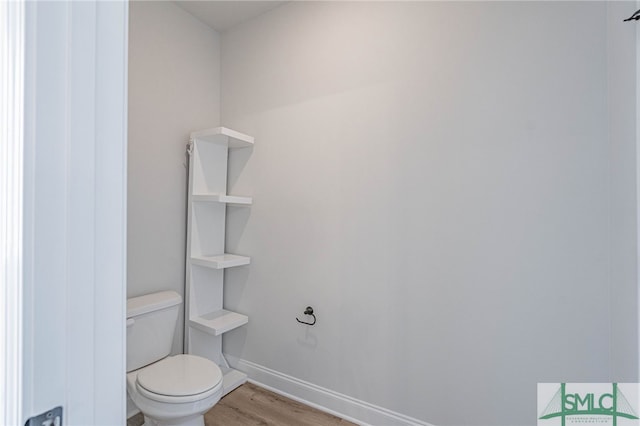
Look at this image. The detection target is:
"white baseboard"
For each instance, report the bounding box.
[224,354,434,426]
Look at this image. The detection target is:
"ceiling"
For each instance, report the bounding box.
[175,1,286,33]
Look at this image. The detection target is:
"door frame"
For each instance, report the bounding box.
[1,0,26,424]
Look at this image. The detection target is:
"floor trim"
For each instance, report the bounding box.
[225,355,433,426]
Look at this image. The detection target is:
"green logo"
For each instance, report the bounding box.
[539,383,639,425]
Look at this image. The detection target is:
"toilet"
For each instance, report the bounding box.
[126,291,223,426]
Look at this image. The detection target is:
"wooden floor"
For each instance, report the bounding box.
[128,382,356,426]
[206,383,355,426]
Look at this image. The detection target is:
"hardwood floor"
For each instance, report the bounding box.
[127,382,356,426]
[206,383,355,426]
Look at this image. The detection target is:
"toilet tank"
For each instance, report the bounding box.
[126,291,182,372]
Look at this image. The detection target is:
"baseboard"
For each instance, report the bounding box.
[224,354,434,426]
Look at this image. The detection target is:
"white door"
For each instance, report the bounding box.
[2,1,128,425]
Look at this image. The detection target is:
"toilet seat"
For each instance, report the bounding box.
[136,354,223,403]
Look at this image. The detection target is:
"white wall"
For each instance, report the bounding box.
[128,1,220,353]
[221,2,638,425]
[607,1,638,381]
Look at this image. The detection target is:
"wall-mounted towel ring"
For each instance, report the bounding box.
[296,306,316,326]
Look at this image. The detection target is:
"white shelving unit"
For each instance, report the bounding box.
[185,126,253,396]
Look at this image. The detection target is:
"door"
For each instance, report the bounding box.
[2,1,129,424]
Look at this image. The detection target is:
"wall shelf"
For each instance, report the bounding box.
[190,254,250,269]
[190,127,254,149]
[192,193,253,205]
[189,310,249,336]
[185,126,254,397]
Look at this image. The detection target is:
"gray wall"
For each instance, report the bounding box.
[220,2,638,425]
[128,1,220,354]
[608,1,638,380]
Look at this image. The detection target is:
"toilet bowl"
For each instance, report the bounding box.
[126,291,224,426]
[127,355,223,426]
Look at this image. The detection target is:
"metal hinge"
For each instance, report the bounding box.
[186,139,194,156]
[25,406,62,426]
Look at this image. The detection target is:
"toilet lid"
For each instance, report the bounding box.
[137,354,222,397]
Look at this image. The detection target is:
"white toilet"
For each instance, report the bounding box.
[126,291,223,426]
